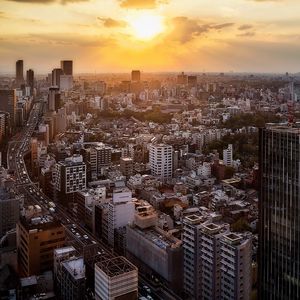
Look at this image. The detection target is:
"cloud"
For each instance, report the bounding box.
[167,17,234,43]
[24,33,116,47]
[237,31,256,37]
[0,11,9,19]
[118,0,168,9]
[211,23,235,30]
[98,17,127,28]
[4,0,89,4]
[238,24,253,31]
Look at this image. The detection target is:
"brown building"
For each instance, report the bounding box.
[17,214,65,277]
[120,157,133,178]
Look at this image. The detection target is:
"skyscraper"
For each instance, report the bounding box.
[26,69,34,94]
[259,124,300,299]
[0,89,17,127]
[52,68,63,87]
[131,70,141,82]
[60,60,73,76]
[16,60,24,86]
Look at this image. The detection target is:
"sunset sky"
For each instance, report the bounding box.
[0,0,300,74]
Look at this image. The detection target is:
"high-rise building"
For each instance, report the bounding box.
[16,60,24,86]
[182,216,252,300]
[52,68,63,87]
[26,69,34,94]
[177,72,188,85]
[48,86,60,112]
[0,89,17,127]
[61,60,73,76]
[0,111,10,143]
[94,256,138,300]
[54,154,86,203]
[223,144,233,166]
[17,214,65,276]
[149,144,173,181]
[259,124,300,299]
[220,232,252,300]
[131,70,141,82]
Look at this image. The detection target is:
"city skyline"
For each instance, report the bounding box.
[1,0,300,74]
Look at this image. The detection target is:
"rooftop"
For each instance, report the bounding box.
[96,256,137,278]
[265,122,300,134]
[131,225,182,250]
[62,257,85,280]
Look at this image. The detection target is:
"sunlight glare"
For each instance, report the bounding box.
[128,13,164,40]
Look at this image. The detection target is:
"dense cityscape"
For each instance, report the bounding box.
[0,58,299,300]
[1,0,300,298]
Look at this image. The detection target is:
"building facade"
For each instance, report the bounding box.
[259,125,300,299]
[149,144,173,181]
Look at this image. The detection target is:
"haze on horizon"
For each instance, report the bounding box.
[0,0,300,74]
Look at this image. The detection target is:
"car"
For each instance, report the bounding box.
[143,286,151,294]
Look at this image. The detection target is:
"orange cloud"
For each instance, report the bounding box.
[118,0,168,9]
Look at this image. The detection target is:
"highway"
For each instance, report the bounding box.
[8,100,181,300]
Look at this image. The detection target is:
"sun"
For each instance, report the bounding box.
[128,13,164,40]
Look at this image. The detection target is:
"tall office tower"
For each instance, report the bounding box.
[0,112,10,143]
[26,69,34,94]
[17,214,65,276]
[259,124,300,299]
[53,154,86,203]
[52,68,63,87]
[131,70,141,82]
[94,256,138,300]
[149,144,173,181]
[16,60,24,86]
[223,144,233,166]
[220,233,252,300]
[0,89,16,127]
[48,86,60,112]
[177,72,188,85]
[61,60,73,75]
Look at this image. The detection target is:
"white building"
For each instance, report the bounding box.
[149,144,173,181]
[107,188,135,247]
[95,256,138,300]
[223,144,233,167]
[54,155,86,195]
